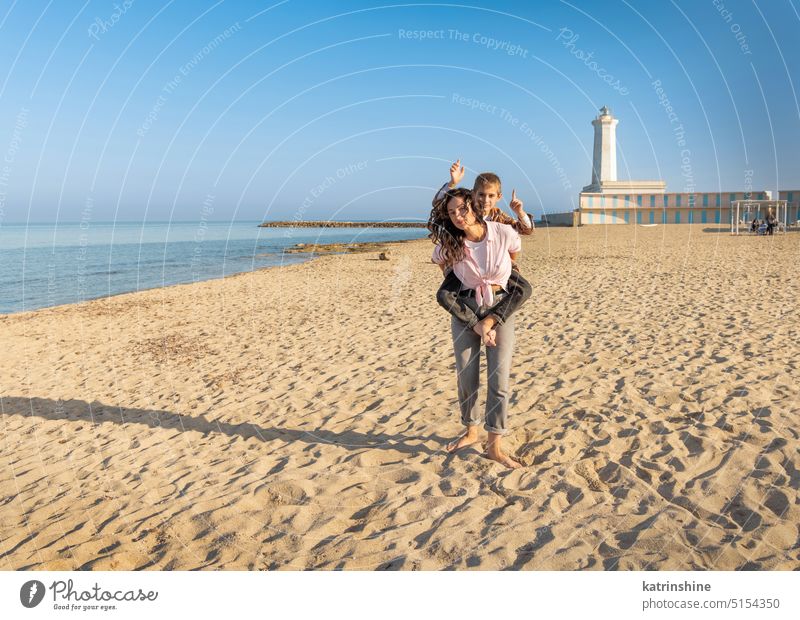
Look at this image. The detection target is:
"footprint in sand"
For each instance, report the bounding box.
[575,461,606,492]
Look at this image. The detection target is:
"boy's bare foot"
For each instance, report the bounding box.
[446,427,480,453]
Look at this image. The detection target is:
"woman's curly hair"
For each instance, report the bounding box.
[427,187,485,267]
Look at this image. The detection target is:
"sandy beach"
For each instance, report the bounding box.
[1,225,798,570]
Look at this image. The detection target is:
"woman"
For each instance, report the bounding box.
[428,187,523,469]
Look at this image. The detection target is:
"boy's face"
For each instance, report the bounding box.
[474,182,502,213]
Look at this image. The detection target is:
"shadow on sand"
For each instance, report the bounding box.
[1,395,441,456]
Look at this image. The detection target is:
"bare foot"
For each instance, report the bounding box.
[446,429,480,453]
[485,448,522,469]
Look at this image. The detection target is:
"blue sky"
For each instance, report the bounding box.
[0,0,798,222]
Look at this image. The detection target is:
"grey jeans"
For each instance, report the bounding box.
[450,294,516,435]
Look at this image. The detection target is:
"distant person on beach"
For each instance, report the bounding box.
[751,218,759,233]
[431,161,533,345]
[766,209,777,235]
[428,186,526,469]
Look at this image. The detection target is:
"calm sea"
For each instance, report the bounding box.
[0,221,429,314]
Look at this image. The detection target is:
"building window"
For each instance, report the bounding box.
[624,210,630,224]
[676,195,682,207]
[702,194,708,207]
[637,195,643,207]
[688,211,694,223]
[661,210,667,224]
[663,195,669,208]
[650,195,655,207]
[787,192,793,202]
[601,196,606,207]
[649,211,655,224]
[715,210,721,224]
[587,195,594,207]
[701,210,707,223]
[729,193,736,204]
[675,211,681,224]
[637,211,642,224]
[716,194,721,207]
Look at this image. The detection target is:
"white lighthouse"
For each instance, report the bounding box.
[582,106,665,194]
[590,105,617,186]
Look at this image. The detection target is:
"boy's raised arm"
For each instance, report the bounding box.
[509,189,534,235]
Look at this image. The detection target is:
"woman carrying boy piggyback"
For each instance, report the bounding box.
[428,161,533,469]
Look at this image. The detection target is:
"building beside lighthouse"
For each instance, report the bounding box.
[571,106,799,226]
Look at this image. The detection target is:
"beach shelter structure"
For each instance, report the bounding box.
[730,199,789,235]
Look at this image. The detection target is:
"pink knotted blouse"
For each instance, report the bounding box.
[432,221,522,307]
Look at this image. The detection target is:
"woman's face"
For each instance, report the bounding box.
[446,196,474,229]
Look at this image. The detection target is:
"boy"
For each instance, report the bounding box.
[432,160,533,345]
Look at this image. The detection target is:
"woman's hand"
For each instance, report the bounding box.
[473,316,497,347]
[449,159,465,188]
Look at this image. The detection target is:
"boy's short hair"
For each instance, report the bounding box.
[473,172,502,193]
